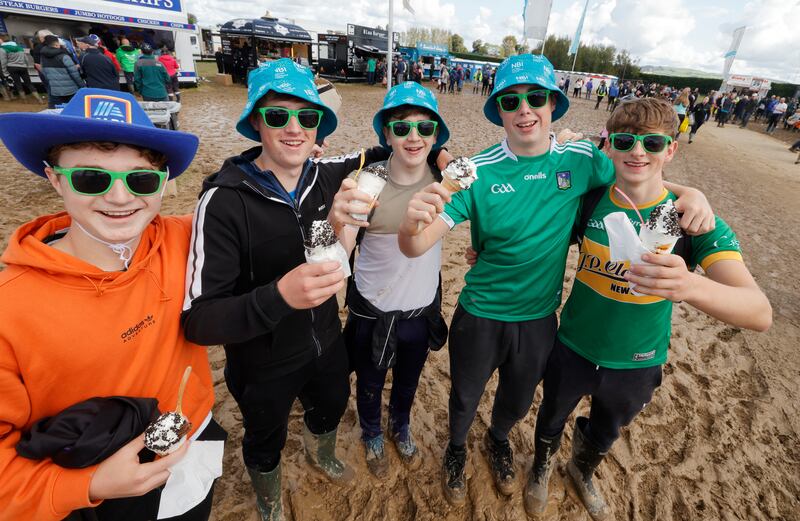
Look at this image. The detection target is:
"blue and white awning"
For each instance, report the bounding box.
[221,18,311,43]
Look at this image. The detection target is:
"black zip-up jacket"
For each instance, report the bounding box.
[181,146,442,381]
[80,48,120,90]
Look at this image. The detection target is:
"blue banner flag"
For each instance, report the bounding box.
[569,0,590,55]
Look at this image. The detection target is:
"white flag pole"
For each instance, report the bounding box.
[387,0,394,90]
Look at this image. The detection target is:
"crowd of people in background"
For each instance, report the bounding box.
[0,28,182,108]
[1,28,797,149]
[555,74,799,147]
[362,56,498,98]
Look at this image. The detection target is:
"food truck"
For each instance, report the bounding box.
[0,0,198,85]
[196,24,221,59]
[400,42,449,81]
[720,74,772,98]
[219,16,312,83]
[316,23,399,82]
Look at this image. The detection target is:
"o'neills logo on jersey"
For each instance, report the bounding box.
[491,183,515,194]
[576,238,663,304]
[121,315,156,343]
[524,172,547,181]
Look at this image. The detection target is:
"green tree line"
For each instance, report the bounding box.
[400,31,640,78]
[399,31,797,96]
[531,35,640,78]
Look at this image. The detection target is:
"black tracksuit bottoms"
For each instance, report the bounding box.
[448,304,557,446]
[226,336,351,472]
[535,339,662,451]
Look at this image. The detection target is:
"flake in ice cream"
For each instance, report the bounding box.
[144,411,191,456]
[442,157,478,192]
[304,220,351,277]
[639,199,682,254]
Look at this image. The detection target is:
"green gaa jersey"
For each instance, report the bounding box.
[441,138,615,321]
[558,186,743,369]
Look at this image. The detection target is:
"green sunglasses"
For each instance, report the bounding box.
[609,133,673,154]
[496,89,551,112]
[258,106,323,130]
[53,166,167,196]
[386,120,438,138]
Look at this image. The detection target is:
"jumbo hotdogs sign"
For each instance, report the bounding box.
[0,0,193,28]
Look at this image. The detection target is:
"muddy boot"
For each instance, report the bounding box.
[18,91,27,102]
[246,464,284,521]
[524,431,563,517]
[566,417,610,520]
[389,422,421,469]
[364,434,389,478]
[303,425,355,484]
[481,430,516,496]
[442,442,467,506]
[31,91,44,104]
[688,132,695,143]
[0,87,9,102]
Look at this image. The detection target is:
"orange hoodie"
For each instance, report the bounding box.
[0,212,215,521]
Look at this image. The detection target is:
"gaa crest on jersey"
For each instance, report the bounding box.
[556,170,572,190]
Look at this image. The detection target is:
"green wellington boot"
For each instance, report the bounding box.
[246,463,284,521]
[303,425,355,484]
[566,417,610,521]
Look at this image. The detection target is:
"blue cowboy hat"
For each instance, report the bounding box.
[372,82,450,149]
[483,53,569,126]
[236,58,338,142]
[0,88,198,179]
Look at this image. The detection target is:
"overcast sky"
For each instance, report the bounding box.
[185,0,799,82]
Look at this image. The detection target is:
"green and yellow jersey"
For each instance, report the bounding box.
[558,186,743,369]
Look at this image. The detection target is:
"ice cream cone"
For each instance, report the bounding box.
[441,157,478,194]
[352,165,388,221]
[441,177,463,193]
[639,227,680,254]
[304,220,351,277]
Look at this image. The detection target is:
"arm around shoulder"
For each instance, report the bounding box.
[664,181,715,235]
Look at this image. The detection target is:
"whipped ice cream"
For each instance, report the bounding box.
[144,411,191,456]
[304,220,351,277]
[442,157,478,192]
[639,199,682,254]
[352,164,389,221]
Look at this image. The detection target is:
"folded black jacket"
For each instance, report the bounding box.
[16,396,158,468]
[346,280,447,369]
